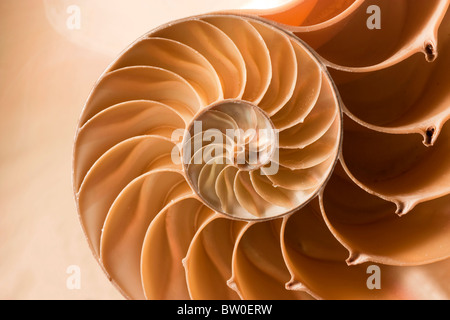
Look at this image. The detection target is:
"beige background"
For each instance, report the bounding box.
[0,0,290,300]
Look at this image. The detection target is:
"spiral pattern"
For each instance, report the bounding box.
[74,1,450,300]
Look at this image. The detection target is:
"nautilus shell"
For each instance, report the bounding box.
[73,0,450,300]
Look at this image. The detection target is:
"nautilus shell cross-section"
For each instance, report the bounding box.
[73,0,450,300]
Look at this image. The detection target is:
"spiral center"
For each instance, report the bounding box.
[183,100,277,171]
[182,100,280,218]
